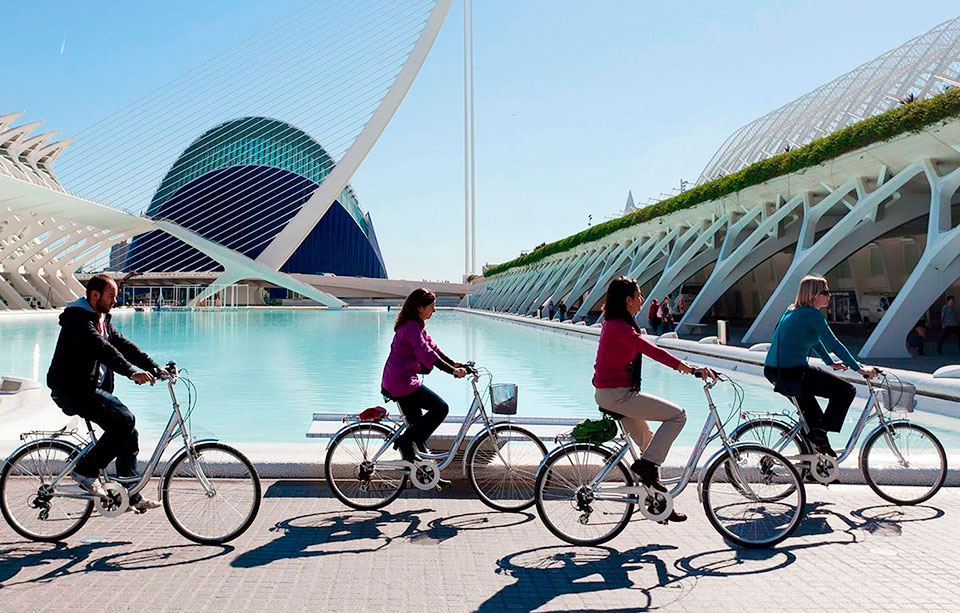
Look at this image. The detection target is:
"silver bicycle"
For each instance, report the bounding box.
[534,373,806,548]
[0,362,261,544]
[324,362,548,512]
[732,369,947,505]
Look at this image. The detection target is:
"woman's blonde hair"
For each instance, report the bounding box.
[792,275,828,309]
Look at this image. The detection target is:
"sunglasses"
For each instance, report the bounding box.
[820,290,832,296]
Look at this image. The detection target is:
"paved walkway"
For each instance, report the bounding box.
[1,481,957,612]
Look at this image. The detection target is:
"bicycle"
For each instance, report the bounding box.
[731,369,947,505]
[534,372,806,548]
[324,362,548,512]
[0,362,262,544]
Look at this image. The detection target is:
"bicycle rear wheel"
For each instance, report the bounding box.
[162,442,261,545]
[701,444,805,548]
[0,439,93,542]
[465,424,547,512]
[731,418,810,489]
[861,422,947,505]
[535,443,634,546]
[324,422,408,510]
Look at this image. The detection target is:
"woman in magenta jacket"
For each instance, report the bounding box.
[594,276,715,522]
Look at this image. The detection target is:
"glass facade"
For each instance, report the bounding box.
[125,117,386,277]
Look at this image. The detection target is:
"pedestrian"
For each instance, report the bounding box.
[647,298,660,335]
[557,300,567,322]
[938,296,959,354]
[546,298,556,321]
[907,316,927,356]
[658,298,672,333]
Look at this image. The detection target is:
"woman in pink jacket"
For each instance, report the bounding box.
[594,277,715,522]
[381,289,467,463]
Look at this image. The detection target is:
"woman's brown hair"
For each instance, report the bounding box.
[792,275,828,309]
[395,288,437,331]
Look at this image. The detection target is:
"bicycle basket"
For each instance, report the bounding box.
[880,377,916,413]
[490,383,518,415]
[571,417,618,444]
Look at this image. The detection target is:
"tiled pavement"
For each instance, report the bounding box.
[1,481,958,612]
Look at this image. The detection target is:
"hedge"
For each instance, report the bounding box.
[485,87,960,277]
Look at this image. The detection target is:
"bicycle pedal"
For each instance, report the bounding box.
[657,519,668,526]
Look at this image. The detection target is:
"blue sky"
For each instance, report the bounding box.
[4,1,959,281]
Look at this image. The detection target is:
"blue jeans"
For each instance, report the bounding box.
[51,389,140,479]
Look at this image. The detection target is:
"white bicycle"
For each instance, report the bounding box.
[0,363,261,544]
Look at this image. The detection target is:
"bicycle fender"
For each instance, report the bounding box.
[729,417,793,441]
[696,441,767,503]
[857,418,913,470]
[326,421,397,450]
[2,437,84,469]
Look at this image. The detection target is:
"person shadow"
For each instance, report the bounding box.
[477,544,677,612]
[0,540,128,589]
[230,507,432,569]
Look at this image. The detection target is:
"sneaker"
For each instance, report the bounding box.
[71,471,107,498]
[415,441,433,455]
[666,509,687,523]
[631,458,667,492]
[127,498,162,513]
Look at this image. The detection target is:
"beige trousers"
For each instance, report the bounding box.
[594,387,687,465]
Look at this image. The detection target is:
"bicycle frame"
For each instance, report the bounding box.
[751,376,906,466]
[37,366,215,501]
[359,368,501,472]
[545,375,761,504]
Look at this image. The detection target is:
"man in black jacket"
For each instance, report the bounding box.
[47,274,162,511]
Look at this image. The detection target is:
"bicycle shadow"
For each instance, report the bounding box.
[476,544,679,613]
[793,500,943,539]
[230,507,432,568]
[0,540,128,589]
[86,543,234,572]
[409,511,535,545]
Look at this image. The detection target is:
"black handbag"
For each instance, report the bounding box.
[772,309,805,397]
[628,352,643,391]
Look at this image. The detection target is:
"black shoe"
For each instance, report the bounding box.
[415,440,432,455]
[631,458,667,492]
[394,437,417,463]
[666,509,687,523]
[808,430,837,458]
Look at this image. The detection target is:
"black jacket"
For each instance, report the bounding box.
[46,299,159,398]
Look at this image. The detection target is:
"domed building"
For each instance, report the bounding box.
[125,117,387,278]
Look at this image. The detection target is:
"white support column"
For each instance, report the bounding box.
[543,250,595,306]
[571,240,643,321]
[511,260,562,314]
[638,217,726,328]
[861,164,960,357]
[491,269,530,311]
[522,253,581,314]
[504,262,552,312]
[742,161,928,344]
[481,271,520,309]
[518,256,572,314]
[678,196,805,331]
[562,244,619,316]
[255,0,454,271]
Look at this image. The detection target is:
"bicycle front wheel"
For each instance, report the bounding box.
[0,439,93,542]
[535,444,634,546]
[701,444,805,548]
[861,422,947,505]
[466,424,547,512]
[324,422,408,510]
[162,442,261,545]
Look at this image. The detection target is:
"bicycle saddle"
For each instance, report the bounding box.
[597,407,625,420]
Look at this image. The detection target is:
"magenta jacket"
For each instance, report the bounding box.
[381,319,442,398]
[593,319,682,389]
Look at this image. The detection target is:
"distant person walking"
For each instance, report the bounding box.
[764,275,878,457]
[546,298,556,320]
[557,300,567,322]
[647,299,660,335]
[658,298,673,333]
[938,296,959,354]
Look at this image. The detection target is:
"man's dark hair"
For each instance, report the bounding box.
[948,296,955,302]
[85,274,116,299]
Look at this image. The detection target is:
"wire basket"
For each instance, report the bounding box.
[490,383,518,415]
[880,374,916,413]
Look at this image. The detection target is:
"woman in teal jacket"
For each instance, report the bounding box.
[764,275,877,456]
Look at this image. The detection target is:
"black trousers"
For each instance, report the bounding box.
[764,366,856,433]
[51,389,139,478]
[395,385,449,445]
[938,326,960,353]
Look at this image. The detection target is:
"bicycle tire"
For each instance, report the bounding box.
[860,422,947,505]
[731,418,811,487]
[162,442,261,545]
[465,424,547,512]
[701,444,805,549]
[534,443,634,546]
[0,439,93,542]
[324,421,408,510]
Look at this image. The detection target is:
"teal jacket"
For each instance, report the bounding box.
[764,306,862,370]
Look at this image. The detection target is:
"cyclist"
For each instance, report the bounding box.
[593,276,714,522]
[381,288,467,464]
[764,274,878,456]
[46,274,163,512]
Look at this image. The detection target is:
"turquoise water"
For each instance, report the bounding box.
[2,309,959,455]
